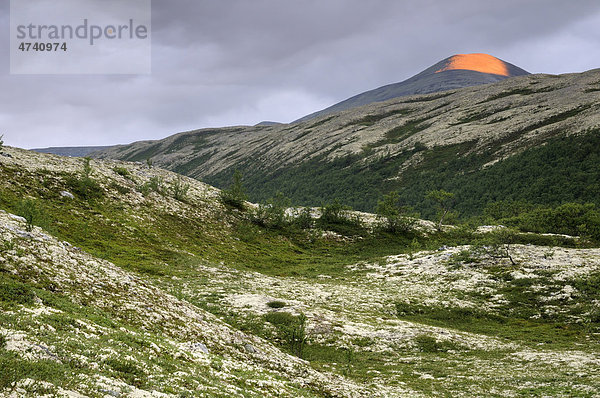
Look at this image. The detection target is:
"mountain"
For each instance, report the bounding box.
[294,53,530,122]
[1,147,600,396]
[255,121,284,126]
[33,146,114,157]
[93,66,600,218]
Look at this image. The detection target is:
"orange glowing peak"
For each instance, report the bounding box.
[435,53,510,76]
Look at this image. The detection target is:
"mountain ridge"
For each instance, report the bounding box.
[294,53,529,122]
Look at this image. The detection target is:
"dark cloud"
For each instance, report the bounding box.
[1,0,599,148]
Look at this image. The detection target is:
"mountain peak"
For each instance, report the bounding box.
[436,53,511,76]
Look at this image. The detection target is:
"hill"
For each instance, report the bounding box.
[294,53,529,122]
[33,146,114,157]
[1,147,600,396]
[93,68,600,218]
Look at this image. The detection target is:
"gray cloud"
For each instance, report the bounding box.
[1,0,599,148]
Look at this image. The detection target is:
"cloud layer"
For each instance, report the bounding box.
[1,0,600,148]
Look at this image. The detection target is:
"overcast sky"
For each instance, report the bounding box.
[1,0,600,149]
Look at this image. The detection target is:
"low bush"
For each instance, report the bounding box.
[266,300,286,309]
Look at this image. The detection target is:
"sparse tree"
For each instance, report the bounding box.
[476,227,518,265]
[0,134,4,151]
[376,191,416,233]
[426,189,455,231]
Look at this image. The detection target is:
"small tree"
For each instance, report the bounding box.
[376,191,416,233]
[220,170,247,210]
[0,134,4,151]
[426,189,455,231]
[476,227,518,265]
[253,192,291,229]
[17,199,42,232]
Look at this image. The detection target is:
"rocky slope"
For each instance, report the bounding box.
[93,68,600,214]
[1,147,600,397]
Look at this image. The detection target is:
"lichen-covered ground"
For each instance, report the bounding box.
[1,147,599,397]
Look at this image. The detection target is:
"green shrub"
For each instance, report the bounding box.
[171,178,190,201]
[0,333,6,350]
[414,335,464,353]
[0,276,35,306]
[294,208,313,229]
[220,170,247,210]
[265,311,296,325]
[108,182,131,195]
[113,167,130,177]
[65,158,103,200]
[317,200,363,234]
[66,175,103,200]
[0,134,3,151]
[266,300,286,309]
[265,311,307,358]
[252,192,291,229]
[104,358,147,388]
[16,198,44,232]
[376,191,417,233]
[148,176,165,194]
[138,176,165,196]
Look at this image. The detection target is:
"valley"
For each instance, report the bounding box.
[1,147,599,397]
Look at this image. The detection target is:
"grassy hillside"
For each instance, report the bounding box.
[1,147,600,397]
[205,129,600,217]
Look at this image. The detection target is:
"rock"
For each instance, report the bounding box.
[99,389,120,397]
[16,230,35,239]
[8,214,26,223]
[60,191,75,199]
[244,343,256,353]
[191,342,209,354]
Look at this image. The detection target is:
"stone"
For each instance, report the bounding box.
[60,191,75,199]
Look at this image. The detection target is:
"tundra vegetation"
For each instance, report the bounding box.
[0,147,599,397]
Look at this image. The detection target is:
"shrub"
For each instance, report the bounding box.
[252,192,291,229]
[0,333,6,350]
[265,311,307,358]
[376,191,418,233]
[66,175,103,200]
[113,167,130,177]
[104,358,147,388]
[317,199,363,235]
[294,208,313,229]
[319,199,347,225]
[266,300,286,309]
[265,311,296,326]
[138,176,165,196]
[220,170,247,210]
[109,182,131,195]
[16,198,43,232]
[148,176,165,195]
[414,335,464,353]
[0,134,3,151]
[0,276,35,305]
[171,178,190,201]
[66,158,103,200]
[426,189,456,230]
